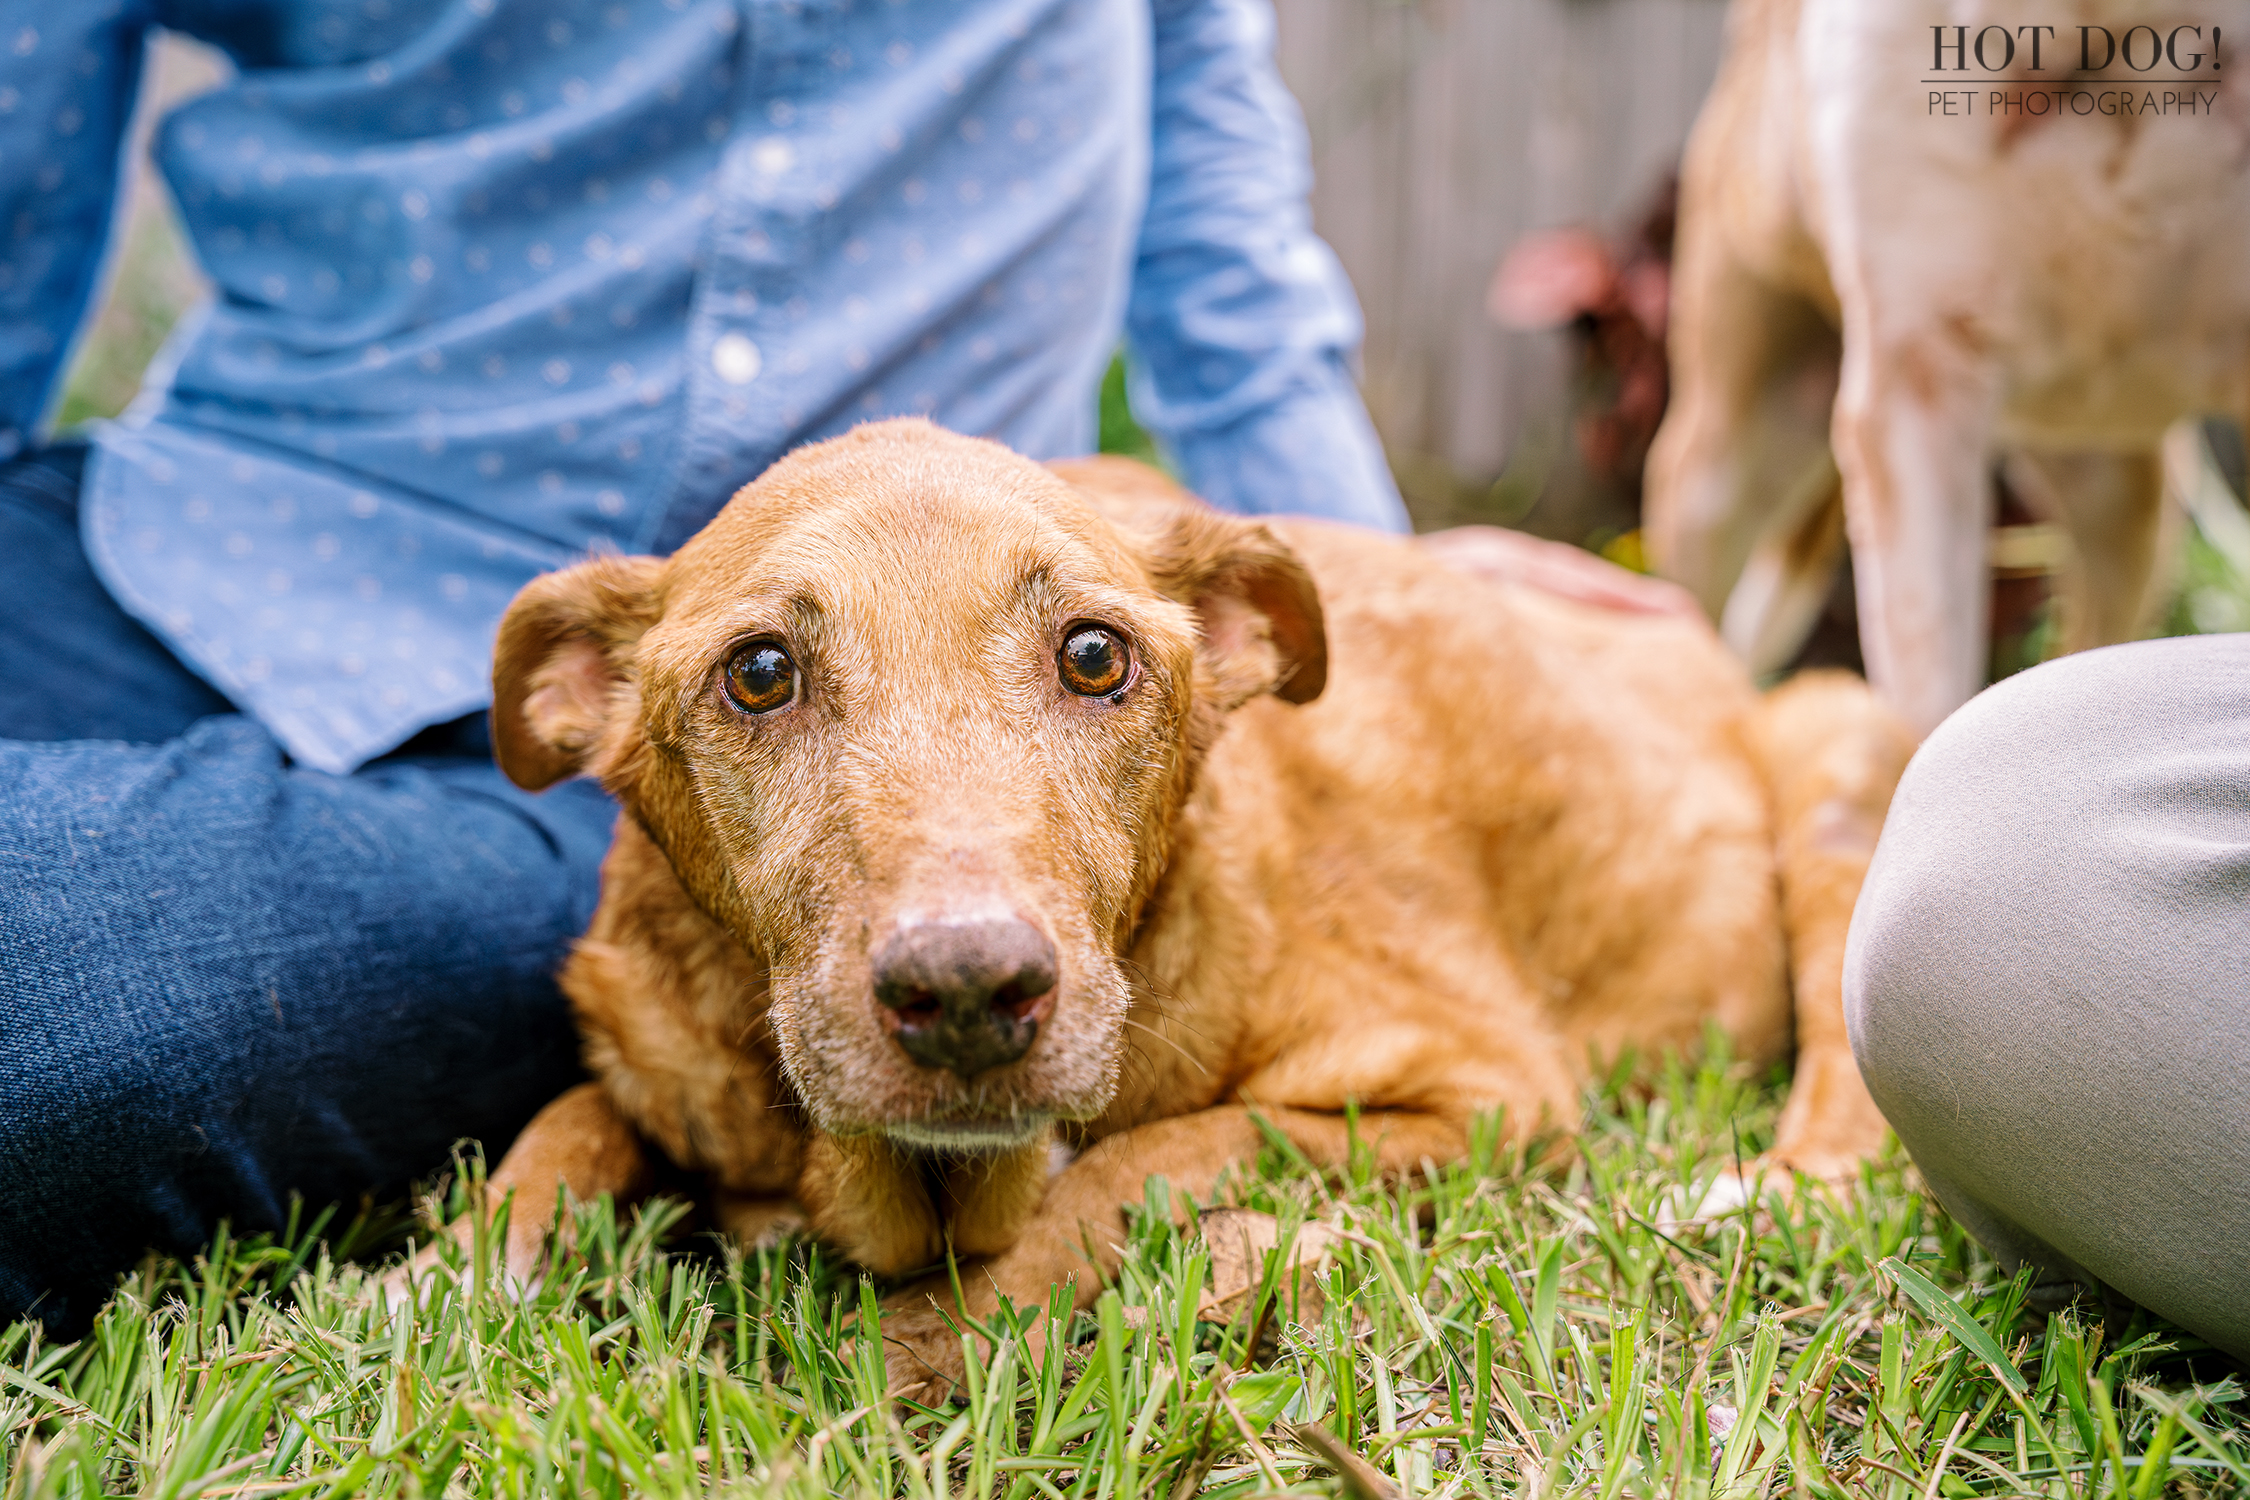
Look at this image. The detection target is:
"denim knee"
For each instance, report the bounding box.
[0,718,614,1332]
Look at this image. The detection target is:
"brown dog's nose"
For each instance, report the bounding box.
[873,918,1058,1079]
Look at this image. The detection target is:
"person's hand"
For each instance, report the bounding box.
[1417,525,1704,620]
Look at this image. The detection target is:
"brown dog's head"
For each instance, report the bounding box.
[492,420,1325,1150]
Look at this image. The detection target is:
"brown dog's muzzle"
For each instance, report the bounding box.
[872,918,1059,1080]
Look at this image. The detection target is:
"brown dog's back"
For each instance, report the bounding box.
[1054,457,1892,1151]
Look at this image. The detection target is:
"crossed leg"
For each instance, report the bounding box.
[1847,636,2250,1359]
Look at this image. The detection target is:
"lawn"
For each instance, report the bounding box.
[4,1049,2244,1499]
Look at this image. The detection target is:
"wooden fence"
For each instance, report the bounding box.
[1274,0,1730,531]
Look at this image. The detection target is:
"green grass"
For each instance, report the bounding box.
[2164,528,2250,638]
[1098,354,1165,470]
[5,1052,2246,1499]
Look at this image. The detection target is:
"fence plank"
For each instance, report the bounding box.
[1275,0,1727,522]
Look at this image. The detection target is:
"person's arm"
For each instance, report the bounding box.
[1125,0,1408,532]
[0,0,153,461]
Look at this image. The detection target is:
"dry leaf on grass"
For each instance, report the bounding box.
[1197,1208,1341,1326]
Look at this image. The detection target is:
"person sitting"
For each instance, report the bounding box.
[0,0,1412,1332]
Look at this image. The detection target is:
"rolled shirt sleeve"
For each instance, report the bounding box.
[1126,0,1407,532]
[0,1,152,461]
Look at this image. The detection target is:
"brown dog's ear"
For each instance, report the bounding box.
[1140,503,1328,708]
[491,554,665,790]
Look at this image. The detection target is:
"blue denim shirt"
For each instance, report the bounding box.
[0,0,1404,773]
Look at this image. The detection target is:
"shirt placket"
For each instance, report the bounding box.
[652,0,836,554]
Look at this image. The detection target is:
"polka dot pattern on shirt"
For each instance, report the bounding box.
[17,0,1399,771]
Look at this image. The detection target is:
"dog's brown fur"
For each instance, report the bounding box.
[437,418,1908,1395]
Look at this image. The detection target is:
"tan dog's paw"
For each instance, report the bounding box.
[1762,1149,1870,1193]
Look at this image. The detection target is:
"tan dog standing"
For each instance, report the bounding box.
[436,418,1908,1394]
[1647,0,2250,736]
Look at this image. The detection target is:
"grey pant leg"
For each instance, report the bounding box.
[1845,634,2250,1357]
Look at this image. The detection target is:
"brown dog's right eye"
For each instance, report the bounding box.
[1059,625,1129,697]
[723,641,797,714]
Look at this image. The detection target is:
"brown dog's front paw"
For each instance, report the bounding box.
[380,1216,547,1310]
[800,1134,946,1277]
[378,1249,435,1311]
[878,1300,970,1404]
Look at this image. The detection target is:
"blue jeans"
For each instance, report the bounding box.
[0,446,613,1335]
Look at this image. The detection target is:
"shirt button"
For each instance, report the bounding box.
[712,332,762,385]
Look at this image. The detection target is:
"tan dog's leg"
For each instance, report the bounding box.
[1644,213,1840,623]
[2015,449,2174,655]
[799,1130,1055,1276]
[1745,671,1913,1181]
[877,1105,1467,1398]
[1717,465,1847,680]
[1830,336,1998,737]
[393,1082,653,1299]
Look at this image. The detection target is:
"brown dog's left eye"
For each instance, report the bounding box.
[723,641,797,714]
[1059,625,1129,697]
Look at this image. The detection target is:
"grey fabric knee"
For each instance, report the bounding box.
[1845,634,2250,1358]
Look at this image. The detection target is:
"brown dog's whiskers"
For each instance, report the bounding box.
[1117,1014,1211,1079]
[1114,955,1216,1049]
[1112,952,1184,1009]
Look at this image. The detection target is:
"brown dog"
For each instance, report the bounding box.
[429,417,1908,1395]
